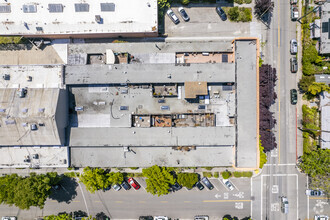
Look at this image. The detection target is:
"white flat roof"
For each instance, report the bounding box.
[0,65,63,89]
[0,0,158,36]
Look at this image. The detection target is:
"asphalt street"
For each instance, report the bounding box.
[0,177,252,219]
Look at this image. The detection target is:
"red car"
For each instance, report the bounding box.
[128,177,141,190]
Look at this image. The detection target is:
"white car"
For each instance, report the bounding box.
[222,179,234,191]
[290,39,298,54]
[166,9,180,24]
[154,217,169,220]
[315,215,329,220]
[2,217,17,220]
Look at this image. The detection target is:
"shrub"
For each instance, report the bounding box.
[67,167,73,171]
[202,172,213,178]
[203,167,213,170]
[63,172,78,178]
[245,0,252,3]
[181,0,190,4]
[0,36,23,44]
[177,173,198,189]
[259,139,267,168]
[234,0,244,4]
[228,7,240,21]
[233,171,242,177]
[243,171,253,177]
[213,172,219,178]
[112,40,128,43]
[221,171,231,179]
[130,167,139,170]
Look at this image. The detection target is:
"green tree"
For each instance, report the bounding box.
[298,75,315,92]
[259,139,267,168]
[181,0,190,4]
[44,213,72,220]
[0,172,61,210]
[158,0,170,9]
[308,82,330,95]
[79,167,111,193]
[221,171,232,179]
[142,165,175,196]
[298,149,330,195]
[109,172,124,184]
[228,7,240,21]
[177,173,198,189]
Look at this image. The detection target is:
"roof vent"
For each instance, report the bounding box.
[30,123,38,131]
[18,88,27,98]
[95,15,102,24]
[3,74,10,80]
[22,108,28,113]
[38,108,45,113]
[75,106,84,111]
[0,108,6,113]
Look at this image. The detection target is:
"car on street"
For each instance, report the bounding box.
[195,181,204,190]
[139,217,153,220]
[306,189,324,196]
[222,179,234,191]
[178,7,190,21]
[128,177,141,190]
[290,89,298,105]
[154,217,169,220]
[290,39,298,54]
[314,215,329,220]
[291,4,299,20]
[290,0,297,4]
[216,6,227,21]
[290,57,298,73]
[121,180,131,190]
[281,196,289,214]
[171,182,182,191]
[201,177,214,190]
[167,9,180,24]
[112,183,121,191]
[1,217,17,220]
[194,216,209,220]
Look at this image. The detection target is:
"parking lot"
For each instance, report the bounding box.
[165,6,260,38]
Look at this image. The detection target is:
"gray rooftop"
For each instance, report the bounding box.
[315,74,330,84]
[320,91,330,149]
[70,146,234,167]
[320,3,330,54]
[69,126,235,147]
[65,63,235,85]
[235,40,258,168]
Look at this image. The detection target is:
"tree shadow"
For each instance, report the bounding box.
[49,176,78,203]
[96,212,110,220]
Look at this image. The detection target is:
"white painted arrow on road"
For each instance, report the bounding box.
[215,194,221,199]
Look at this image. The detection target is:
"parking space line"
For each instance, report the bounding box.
[184,187,188,191]
[210,179,219,191]
[203,199,251,203]
[230,180,239,191]
[218,178,229,191]
[78,182,90,216]
[140,184,146,191]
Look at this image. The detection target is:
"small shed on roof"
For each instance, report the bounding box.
[106,49,115,64]
[184,81,208,99]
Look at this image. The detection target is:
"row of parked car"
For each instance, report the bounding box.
[167,6,227,24]
[106,177,141,191]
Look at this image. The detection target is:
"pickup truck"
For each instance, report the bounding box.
[291,5,299,20]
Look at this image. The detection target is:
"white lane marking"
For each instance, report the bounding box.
[219,178,229,191]
[211,180,219,191]
[78,182,90,217]
[262,174,298,177]
[264,163,296,166]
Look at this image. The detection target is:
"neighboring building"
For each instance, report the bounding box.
[315,74,330,84]
[66,40,259,168]
[320,3,330,54]
[0,0,158,38]
[0,65,69,168]
[320,91,330,149]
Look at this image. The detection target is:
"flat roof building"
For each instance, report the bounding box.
[320,91,330,149]
[0,0,158,38]
[320,3,330,54]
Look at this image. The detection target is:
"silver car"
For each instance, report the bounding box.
[290,39,298,54]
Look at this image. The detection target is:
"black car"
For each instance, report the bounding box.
[201,177,214,190]
[216,7,227,21]
[195,181,204,190]
[171,182,182,191]
[290,89,298,105]
[121,180,131,190]
[178,7,190,21]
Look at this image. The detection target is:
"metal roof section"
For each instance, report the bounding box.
[320,91,330,149]
[69,127,235,147]
[320,3,330,54]
[70,146,234,167]
[315,74,330,84]
[235,40,258,168]
[0,0,158,37]
[65,63,236,85]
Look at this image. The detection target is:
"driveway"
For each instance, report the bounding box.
[165,6,260,38]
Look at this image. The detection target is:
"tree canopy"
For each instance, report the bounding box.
[79,167,112,193]
[0,172,61,210]
[142,165,175,196]
[177,173,198,189]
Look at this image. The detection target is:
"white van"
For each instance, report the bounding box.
[281,196,289,214]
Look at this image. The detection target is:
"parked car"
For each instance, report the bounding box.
[121,180,131,190]
[154,217,169,220]
[104,185,111,191]
[112,183,121,191]
[306,189,324,196]
[201,177,214,190]
[290,89,298,105]
[314,215,329,220]
[290,39,298,54]
[178,7,190,21]
[167,9,180,24]
[290,57,298,73]
[281,196,289,214]
[290,0,297,4]
[291,4,299,20]
[128,177,141,190]
[195,181,204,190]
[216,7,227,21]
[139,216,153,220]
[222,179,234,191]
[119,106,129,111]
[194,216,209,220]
[1,217,17,220]
[158,99,166,103]
[171,182,182,191]
[160,105,170,110]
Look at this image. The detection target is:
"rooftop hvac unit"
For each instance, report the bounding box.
[3,74,10,80]
[30,123,38,131]
[95,15,102,24]
[18,88,27,98]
